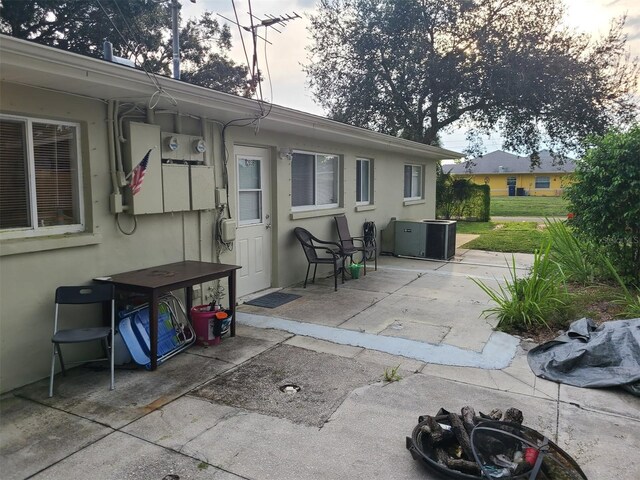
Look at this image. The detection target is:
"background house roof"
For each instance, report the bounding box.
[446,150,576,175]
[0,35,461,161]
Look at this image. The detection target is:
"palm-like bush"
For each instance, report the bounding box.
[544,219,608,284]
[473,244,569,331]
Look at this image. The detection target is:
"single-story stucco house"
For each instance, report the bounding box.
[0,36,460,393]
[446,150,575,197]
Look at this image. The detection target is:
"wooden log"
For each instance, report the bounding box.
[448,413,475,461]
[504,407,524,424]
[485,408,503,421]
[461,406,476,435]
[420,415,455,445]
[434,447,450,465]
[446,458,481,475]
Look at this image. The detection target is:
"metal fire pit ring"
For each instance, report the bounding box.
[407,415,487,480]
[406,416,588,480]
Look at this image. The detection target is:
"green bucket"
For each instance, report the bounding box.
[350,263,363,279]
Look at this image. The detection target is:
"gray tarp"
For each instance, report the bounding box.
[527,318,640,393]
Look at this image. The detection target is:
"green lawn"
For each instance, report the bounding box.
[457,221,548,253]
[490,196,569,217]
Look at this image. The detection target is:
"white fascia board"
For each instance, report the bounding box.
[0,36,462,160]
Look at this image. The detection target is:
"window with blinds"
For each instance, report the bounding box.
[0,115,83,238]
[291,151,339,210]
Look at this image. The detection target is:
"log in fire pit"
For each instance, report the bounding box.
[406,406,588,479]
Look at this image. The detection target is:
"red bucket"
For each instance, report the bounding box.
[190,305,230,346]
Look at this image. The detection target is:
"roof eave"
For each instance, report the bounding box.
[0,36,462,160]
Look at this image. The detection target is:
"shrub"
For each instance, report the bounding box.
[544,219,609,284]
[437,164,490,221]
[473,244,569,331]
[565,126,640,285]
[604,257,640,318]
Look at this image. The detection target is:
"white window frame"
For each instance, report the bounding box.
[236,154,263,226]
[535,176,550,189]
[356,158,372,206]
[404,164,423,200]
[291,150,340,212]
[0,114,84,240]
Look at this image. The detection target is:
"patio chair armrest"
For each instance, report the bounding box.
[312,238,343,250]
[351,237,366,247]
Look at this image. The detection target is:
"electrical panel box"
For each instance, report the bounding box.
[221,219,236,242]
[215,188,227,206]
[161,132,206,163]
[124,122,163,215]
[394,221,427,257]
[190,165,215,210]
[162,164,190,212]
[189,136,206,162]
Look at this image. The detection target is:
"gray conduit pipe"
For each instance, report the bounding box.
[113,100,125,181]
[106,100,120,196]
[201,117,210,166]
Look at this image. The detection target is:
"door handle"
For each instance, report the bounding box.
[265,224,272,229]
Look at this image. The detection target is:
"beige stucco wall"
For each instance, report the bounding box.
[0,82,438,393]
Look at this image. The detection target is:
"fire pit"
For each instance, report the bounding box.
[406,406,588,479]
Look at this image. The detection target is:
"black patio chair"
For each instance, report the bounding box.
[49,284,115,397]
[334,215,377,275]
[294,227,346,291]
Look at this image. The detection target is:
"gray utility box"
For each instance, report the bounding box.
[423,219,457,260]
[393,220,457,260]
[394,221,428,257]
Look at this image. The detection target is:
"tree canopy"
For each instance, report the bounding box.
[0,0,249,96]
[305,0,639,158]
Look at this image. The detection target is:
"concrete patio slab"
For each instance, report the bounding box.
[15,353,231,429]
[421,359,558,400]
[559,383,640,420]
[395,269,498,303]
[0,395,112,480]
[336,267,423,294]
[557,402,640,479]
[284,336,364,358]
[239,286,385,327]
[121,395,239,452]
[30,431,244,480]
[238,313,519,369]
[189,333,286,366]
[3,251,636,480]
[190,344,383,427]
[377,318,450,344]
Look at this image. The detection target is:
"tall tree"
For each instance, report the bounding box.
[305,0,639,158]
[0,0,249,95]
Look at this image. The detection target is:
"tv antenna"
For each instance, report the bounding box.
[217,8,301,99]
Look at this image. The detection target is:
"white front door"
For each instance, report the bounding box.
[235,146,272,297]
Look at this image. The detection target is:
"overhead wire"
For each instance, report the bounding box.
[231,0,253,82]
[247,0,264,107]
[96,0,176,106]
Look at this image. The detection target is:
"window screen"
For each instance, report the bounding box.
[0,116,83,237]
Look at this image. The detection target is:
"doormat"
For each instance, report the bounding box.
[244,292,301,308]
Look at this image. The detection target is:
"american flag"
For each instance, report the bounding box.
[130,149,152,195]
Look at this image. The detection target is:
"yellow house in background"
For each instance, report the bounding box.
[446,150,576,197]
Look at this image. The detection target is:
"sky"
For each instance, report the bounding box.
[180,0,640,154]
